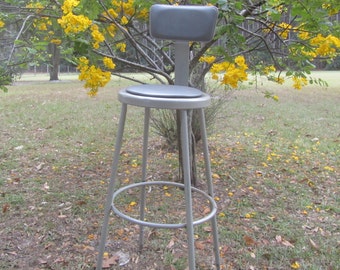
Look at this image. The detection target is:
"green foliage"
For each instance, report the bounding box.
[325,55,340,70]
[0,66,13,93]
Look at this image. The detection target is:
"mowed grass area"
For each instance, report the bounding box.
[0,71,339,269]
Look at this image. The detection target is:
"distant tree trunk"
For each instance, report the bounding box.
[48,43,60,81]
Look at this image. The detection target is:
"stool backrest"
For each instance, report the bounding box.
[150,4,218,42]
[149,4,218,86]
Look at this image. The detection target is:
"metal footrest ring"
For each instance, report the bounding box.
[111,181,217,229]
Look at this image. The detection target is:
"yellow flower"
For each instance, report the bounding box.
[107,24,117,37]
[275,76,285,84]
[199,55,216,64]
[298,31,309,40]
[105,8,118,19]
[58,13,92,34]
[235,55,247,68]
[103,57,116,69]
[277,22,292,39]
[26,2,44,12]
[245,212,256,219]
[77,57,111,96]
[210,56,248,88]
[116,42,126,52]
[310,34,340,57]
[114,0,135,17]
[263,65,276,75]
[61,0,80,14]
[78,56,89,66]
[91,24,105,43]
[219,212,226,218]
[137,8,149,20]
[129,201,137,206]
[292,76,308,90]
[50,39,62,45]
[272,95,279,101]
[121,16,129,25]
[0,20,5,28]
[291,261,300,269]
[38,22,47,31]
[324,166,334,172]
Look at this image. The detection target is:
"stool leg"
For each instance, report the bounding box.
[96,104,128,270]
[138,107,151,251]
[198,109,221,269]
[180,110,196,270]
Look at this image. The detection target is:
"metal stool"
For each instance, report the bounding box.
[96,4,220,270]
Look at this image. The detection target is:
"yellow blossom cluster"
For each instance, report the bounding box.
[106,24,117,37]
[33,17,52,31]
[105,8,119,19]
[277,22,292,39]
[77,57,111,96]
[292,76,308,90]
[322,3,339,16]
[112,0,136,17]
[103,57,116,69]
[91,24,105,49]
[136,8,149,20]
[116,42,126,52]
[310,34,340,57]
[263,65,276,75]
[26,2,44,12]
[296,27,340,58]
[199,55,216,65]
[210,55,248,88]
[50,39,62,45]
[262,65,285,86]
[61,0,80,14]
[0,20,5,28]
[104,0,148,21]
[298,30,309,41]
[121,16,129,25]
[58,0,92,34]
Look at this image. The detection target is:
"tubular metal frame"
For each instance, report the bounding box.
[96,103,220,270]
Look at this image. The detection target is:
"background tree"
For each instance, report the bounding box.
[0,0,71,85]
[1,0,339,182]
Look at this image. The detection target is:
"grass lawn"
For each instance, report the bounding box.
[0,71,339,269]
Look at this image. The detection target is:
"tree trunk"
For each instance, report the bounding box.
[48,43,60,81]
[177,110,198,186]
[177,63,207,186]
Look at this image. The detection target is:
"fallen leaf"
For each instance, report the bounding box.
[282,239,294,248]
[102,254,119,268]
[195,241,205,250]
[166,238,175,249]
[14,145,24,150]
[38,258,48,264]
[75,200,87,206]
[276,235,294,248]
[275,235,282,243]
[212,173,220,179]
[243,235,257,246]
[203,226,212,232]
[36,162,45,171]
[202,207,211,215]
[2,203,9,213]
[43,182,49,191]
[309,239,319,251]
